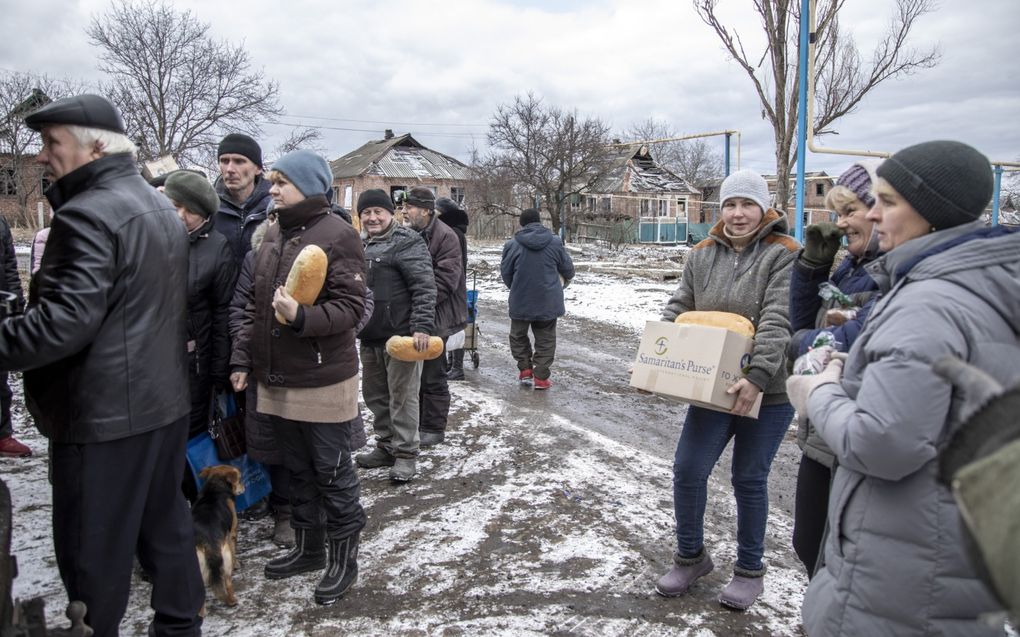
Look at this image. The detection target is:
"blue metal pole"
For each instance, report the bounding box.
[992,165,1002,226]
[724,133,731,177]
[794,0,811,243]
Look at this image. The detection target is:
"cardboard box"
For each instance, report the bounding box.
[630,320,763,418]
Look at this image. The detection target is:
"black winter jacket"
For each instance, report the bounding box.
[0,154,190,443]
[419,217,467,337]
[0,217,24,310]
[359,222,436,346]
[214,175,272,267]
[186,218,236,386]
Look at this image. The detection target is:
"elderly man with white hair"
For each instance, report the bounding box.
[0,94,203,637]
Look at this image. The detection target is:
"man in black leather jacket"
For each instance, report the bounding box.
[0,95,203,637]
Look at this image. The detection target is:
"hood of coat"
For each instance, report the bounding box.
[214,173,272,214]
[870,223,1020,333]
[438,206,469,233]
[708,208,790,248]
[514,222,555,251]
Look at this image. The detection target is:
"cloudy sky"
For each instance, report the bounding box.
[3,0,1018,176]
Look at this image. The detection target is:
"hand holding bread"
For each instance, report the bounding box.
[275,245,328,323]
[386,335,444,361]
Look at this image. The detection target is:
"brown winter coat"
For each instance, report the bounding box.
[232,195,366,388]
[419,216,468,337]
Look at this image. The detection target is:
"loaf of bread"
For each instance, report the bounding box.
[275,244,328,323]
[675,311,756,338]
[385,335,445,361]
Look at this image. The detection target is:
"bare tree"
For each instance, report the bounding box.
[694,0,939,211]
[0,71,85,227]
[86,0,282,165]
[482,93,612,238]
[268,127,325,166]
[625,118,724,186]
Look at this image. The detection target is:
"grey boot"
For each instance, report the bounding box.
[264,527,326,579]
[655,548,714,597]
[314,533,359,606]
[419,430,445,447]
[272,505,295,547]
[389,457,416,482]
[718,565,766,610]
[356,447,395,469]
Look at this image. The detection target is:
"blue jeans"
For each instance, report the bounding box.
[672,403,795,571]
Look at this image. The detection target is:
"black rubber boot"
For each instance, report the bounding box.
[264,527,326,580]
[314,533,359,605]
[447,350,466,381]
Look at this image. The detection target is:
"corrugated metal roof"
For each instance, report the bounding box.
[330,133,472,181]
[594,144,699,195]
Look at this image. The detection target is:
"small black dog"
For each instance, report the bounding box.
[192,465,244,614]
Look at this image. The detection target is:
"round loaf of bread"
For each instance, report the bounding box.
[275,244,328,323]
[385,335,445,361]
[674,310,755,338]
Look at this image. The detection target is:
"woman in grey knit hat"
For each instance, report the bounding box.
[788,140,1013,635]
[655,169,799,611]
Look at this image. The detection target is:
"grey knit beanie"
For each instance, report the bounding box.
[877,140,993,231]
[272,150,333,198]
[719,169,771,213]
[163,170,218,218]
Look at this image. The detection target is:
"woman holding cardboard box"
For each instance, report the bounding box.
[655,169,798,611]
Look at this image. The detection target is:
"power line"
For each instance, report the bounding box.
[285,113,487,128]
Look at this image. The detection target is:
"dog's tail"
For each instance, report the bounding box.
[197,542,225,588]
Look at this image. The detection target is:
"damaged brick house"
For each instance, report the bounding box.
[0,153,49,227]
[329,131,473,228]
[573,143,701,244]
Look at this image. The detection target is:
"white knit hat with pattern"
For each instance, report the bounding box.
[719,169,771,213]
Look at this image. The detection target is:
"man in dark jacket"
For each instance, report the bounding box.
[436,196,470,381]
[214,133,272,266]
[500,208,574,390]
[404,187,467,446]
[354,189,436,482]
[0,215,30,457]
[163,170,237,443]
[0,95,203,636]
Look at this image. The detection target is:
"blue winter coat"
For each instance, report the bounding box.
[788,252,880,359]
[500,223,574,322]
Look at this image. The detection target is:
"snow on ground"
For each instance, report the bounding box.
[3,240,809,636]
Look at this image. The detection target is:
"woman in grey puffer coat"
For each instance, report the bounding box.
[788,141,1013,636]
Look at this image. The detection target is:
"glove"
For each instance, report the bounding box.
[801,222,844,268]
[786,357,844,418]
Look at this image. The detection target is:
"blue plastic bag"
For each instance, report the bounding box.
[185,432,271,512]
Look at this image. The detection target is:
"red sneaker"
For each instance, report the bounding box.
[0,436,32,458]
[533,378,551,390]
[518,369,534,385]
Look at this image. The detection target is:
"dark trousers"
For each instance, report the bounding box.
[672,403,795,572]
[509,318,557,380]
[186,366,212,439]
[793,454,833,577]
[419,336,450,434]
[0,372,12,438]
[274,416,366,540]
[51,416,203,637]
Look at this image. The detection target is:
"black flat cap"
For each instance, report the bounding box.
[24,94,126,134]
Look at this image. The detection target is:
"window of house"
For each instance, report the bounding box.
[343,185,353,208]
[640,199,651,216]
[815,182,825,197]
[676,198,688,216]
[1,169,17,196]
[600,197,611,214]
[390,185,408,206]
[450,187,464,205]
[658,200,670,217]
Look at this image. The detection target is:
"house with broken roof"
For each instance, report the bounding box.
[329,130,473,223]
[573,143,701,244]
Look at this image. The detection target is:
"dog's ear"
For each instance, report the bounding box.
[230,467,245,496]
[198,466,213,481]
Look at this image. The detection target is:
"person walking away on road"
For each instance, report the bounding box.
[403,187,467,447]
[230,150,367,606]
[499,208,574,390]
[0,94,204,637]
[787,140,1012,636]
[435,196,470,380]
[787,161,884,577]
[354,189,436,482]
[654,169,799,611]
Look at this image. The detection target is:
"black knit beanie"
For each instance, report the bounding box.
[876,140,993,231]
[217,133,263,168]
[520,208,541,226]
[357,189,395,214]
